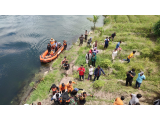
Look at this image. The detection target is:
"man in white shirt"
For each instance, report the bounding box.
[129,93,142,105]
[87,65,93,80]
[51,93,61,105]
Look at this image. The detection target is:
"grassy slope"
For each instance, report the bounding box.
[26,15,160,105]
[72,15,160,105]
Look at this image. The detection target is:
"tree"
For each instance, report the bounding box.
[153,20,160,36]
[87,15,100,30]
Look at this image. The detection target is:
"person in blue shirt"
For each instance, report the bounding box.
[135,71,146,90]
[93,66,106,82]
[116,41,122,52]
[104,37,109,50]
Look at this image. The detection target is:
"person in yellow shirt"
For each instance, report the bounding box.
[66,81,76,93]
[123,51,136,63]
[113,96,125,105]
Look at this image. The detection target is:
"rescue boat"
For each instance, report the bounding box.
[40,43,64,63]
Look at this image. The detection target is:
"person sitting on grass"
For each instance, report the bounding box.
[87,37,92,47]
[129,93,142,105]
[123,51,136,63]
[77,65,85,81]
[66,81,76,93]
[104,37,109,50]
[63,61,70,77]
[87,65,93,80]
[113,96,125,105]
[59,83,67,94]
[112,48,118,61]
[126,69,136,87]
[116,41,122,52]
[61,56,67,67]
[93,66,106,82]
[135,71,146,90]
[51,92,61,105]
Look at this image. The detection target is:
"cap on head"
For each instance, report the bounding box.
[140,71,144,75]
[74,88,79,92]
[90,65,92,67]
[62,83,65,87]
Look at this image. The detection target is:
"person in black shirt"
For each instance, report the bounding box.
[85,30,88,42]
[63,61,70,77]
[111,32,116,42]
[79,34,85,46]
[47,43,51,55]
[126,69,136,86]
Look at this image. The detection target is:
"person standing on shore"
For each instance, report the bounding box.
[126,69,136,86]
[63,40,67,50]
[87,65,94,80]
[86,52,91,66]
[87,37,92,47]
[79,34,85,46]
[113,96,125,105]
[104,37,109,50]
[135,72,146,90]
[77,65,85,81]
[129,93,142,105]
[91,54,96,67]
[85,30,88,42]
[47,43,51,55]
[111,32,116,42]
[123,51,136,63]
[63,61,70,77]
[93,47,98,55]
[61,56,67,67]
[93,66,106,82]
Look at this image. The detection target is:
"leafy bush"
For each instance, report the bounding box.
[104,17,110,25]
[140,48,152,58]
[153,20,160,36]
[99,59,112,68]
[92,80,105,89]
[98,27,104,36]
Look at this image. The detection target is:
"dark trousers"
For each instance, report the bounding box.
[135,81,141,88]
[88,74,92,80]
[55,47,58,52]
[123,58,130,63]
[54,100,60,105]
[93,76,100,81]
[126,78,133,86]
[92,61,95,67]
[64,45,67,50]
[79,75,84,80]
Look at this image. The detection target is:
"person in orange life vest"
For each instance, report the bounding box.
[49,84,59,95]
[59,83,67,94]
[66,81,76,93]
[113,96,125,105]
[63,40,67,50]
[77,65,85,81]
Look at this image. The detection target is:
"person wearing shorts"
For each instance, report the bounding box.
[79,34,85,46]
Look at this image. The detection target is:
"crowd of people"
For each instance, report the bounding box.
[33,30,150,105]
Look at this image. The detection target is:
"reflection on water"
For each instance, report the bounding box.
[0,15,103,104]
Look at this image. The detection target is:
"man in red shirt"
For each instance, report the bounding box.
[77,65,85,81]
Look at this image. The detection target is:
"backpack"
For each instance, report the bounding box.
[153,99,160,105]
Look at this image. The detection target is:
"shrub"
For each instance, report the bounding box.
[104,17,110,25]
[92,80,105,89]
[153,20,160,36]
[99,59,112,68]
[140,48,152,58]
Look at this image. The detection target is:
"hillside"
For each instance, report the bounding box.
[25,15,160,105]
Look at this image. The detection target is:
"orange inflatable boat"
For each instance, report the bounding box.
[40,44,64,63]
